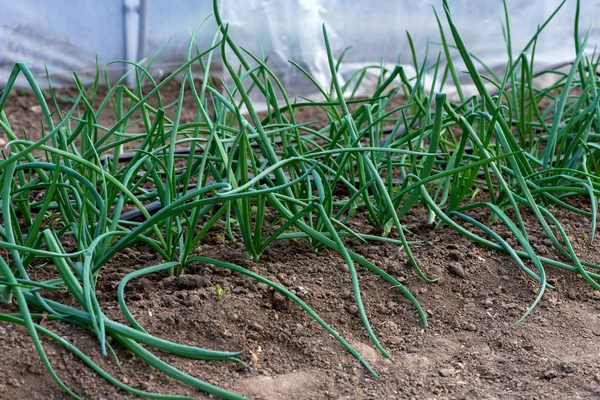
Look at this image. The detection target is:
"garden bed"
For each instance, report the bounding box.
[1,80,600,399]
[1,2,600,398]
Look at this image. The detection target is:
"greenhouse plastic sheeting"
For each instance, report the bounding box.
[0,0,216,87]
[1,0,599,99]
[0,0,124,86]
[219,0,600,100]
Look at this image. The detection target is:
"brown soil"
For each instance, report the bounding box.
[1,81,600,400]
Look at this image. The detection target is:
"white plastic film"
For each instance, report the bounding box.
[1,0,599,98]
[219,0,600,102]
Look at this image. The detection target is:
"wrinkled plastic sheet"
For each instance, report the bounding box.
[1,0,599,103]
[0,0,125,87]
[219,0,600,103]
[0,0,217,88]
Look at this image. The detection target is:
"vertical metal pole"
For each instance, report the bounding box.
[124,0,141,87]
[137,0,147,63]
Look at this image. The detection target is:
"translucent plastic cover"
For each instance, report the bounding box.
[219,0,600,101]
[1,0,598,99]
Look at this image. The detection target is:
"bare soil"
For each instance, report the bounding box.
[1,81,600,399]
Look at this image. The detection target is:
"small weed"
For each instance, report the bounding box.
[215,283,230,301]
[43,211,65,230]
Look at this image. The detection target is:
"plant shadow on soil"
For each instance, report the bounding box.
[1,81,600,400]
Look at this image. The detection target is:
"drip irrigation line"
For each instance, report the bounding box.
[8,137,565,222]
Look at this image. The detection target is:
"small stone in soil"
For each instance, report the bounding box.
[29,105,42,114]
[347,304,359,315]
[465,323,477,332]
[447,262,466,278]
[543,370,558,379]
[439,368,456,377]
[250,322,264,332]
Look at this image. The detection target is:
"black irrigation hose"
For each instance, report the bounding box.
[11,139,562,222]
[100,147,200,163]
[118,198,183,221]
[15,146,445,222]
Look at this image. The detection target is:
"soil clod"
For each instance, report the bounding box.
[447,262,466,278]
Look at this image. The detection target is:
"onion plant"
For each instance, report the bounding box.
[0,0,598,398]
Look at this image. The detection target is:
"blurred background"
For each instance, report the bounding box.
[1,0,598,98]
